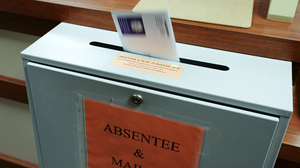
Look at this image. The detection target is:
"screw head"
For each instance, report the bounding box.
[131,94,143,105]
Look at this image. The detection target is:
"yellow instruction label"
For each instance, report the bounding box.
[110,54,184,79]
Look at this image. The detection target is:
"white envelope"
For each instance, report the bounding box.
[111,11,179,62]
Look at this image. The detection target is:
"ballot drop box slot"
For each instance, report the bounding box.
[22,23,293,168]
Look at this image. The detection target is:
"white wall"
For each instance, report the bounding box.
[0,29,40,164]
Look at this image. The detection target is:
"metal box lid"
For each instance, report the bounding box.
[21,22,293,117]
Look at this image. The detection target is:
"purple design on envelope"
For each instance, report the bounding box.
[117,17,146,35]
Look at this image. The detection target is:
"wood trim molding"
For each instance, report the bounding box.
[278,144,300,164]
[278,71,300,163]
[0,153,38,168]
[293,63,300,85]
[0,11,59,36]
[0,75,28,104]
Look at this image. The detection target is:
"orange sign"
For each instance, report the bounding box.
[110,54,184,79]
[85,98,205,168]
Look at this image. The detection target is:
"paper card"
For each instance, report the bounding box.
[84,98,205,168]
[111,10,179,62]
[110,54,184,78]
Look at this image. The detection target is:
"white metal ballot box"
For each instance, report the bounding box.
[22,23,293,168]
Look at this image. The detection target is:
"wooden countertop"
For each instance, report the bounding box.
[0,0,299,164]
[279,76,300,163]
[1,0,300,63]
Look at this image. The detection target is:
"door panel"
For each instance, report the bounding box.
[27,62,279,168]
